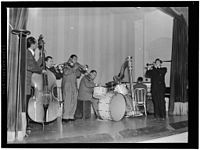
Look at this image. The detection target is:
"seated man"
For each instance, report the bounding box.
[133,77,148,115]
[75,70,99,120]
[133,77,147,90]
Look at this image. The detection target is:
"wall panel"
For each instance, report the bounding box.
[27,8,135,84]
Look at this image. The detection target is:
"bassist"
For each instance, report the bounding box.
[25,36,46,136]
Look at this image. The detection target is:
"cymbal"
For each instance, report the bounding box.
[105,81,117,87]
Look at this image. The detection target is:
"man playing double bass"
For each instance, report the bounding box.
[25,36,47,136]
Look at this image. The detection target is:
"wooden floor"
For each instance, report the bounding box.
[13,113,188,144]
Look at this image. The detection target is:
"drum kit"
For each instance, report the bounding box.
[93,56,143,121]
[93,83,129,121]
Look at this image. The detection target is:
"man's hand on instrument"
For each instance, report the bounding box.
[42,69,47,74]
[95,83,101,87]
[147,65,152,70]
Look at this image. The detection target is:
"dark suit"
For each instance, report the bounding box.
[46,67,63,98]
[26,50,42,95]
[48,67,63,80]
[145,67,167,118]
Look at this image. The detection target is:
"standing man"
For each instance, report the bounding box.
[145,58,167,120]
[61,54,83,122]
[45,56,63,98]
[25,36,46,135]
[45,56,63,80]
[75,70,99,120]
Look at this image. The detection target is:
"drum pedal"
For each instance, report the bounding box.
[132,111,143,117]
[134,113,143,117]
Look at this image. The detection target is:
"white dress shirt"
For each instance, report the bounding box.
[28,48,35,56]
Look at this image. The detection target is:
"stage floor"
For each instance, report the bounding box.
[15,114,188,143]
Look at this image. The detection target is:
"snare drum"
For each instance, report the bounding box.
[98,92,126,121]
[114,84,128,95]
[93,86,107,99]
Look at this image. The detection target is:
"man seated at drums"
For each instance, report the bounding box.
[133,77,148,114]
[133,77,147,90]
[75,70,99,120]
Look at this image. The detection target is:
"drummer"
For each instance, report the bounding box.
[75,70,99,120]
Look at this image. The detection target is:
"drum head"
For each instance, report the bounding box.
[110,93,126,121]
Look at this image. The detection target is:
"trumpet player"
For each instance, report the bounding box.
[145,58,167,120]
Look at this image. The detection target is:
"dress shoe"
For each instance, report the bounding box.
[62,119,70,122]
[26,127,31,136]
[69,118,75,121]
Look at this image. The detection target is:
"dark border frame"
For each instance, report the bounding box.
[2,1,199,148]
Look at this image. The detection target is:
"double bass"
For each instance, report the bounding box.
[28,35,60,124]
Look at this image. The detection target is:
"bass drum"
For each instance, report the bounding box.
[98,92,126,121]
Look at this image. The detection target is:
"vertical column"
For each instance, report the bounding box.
[11,29,31,140]
[134,19,144,81]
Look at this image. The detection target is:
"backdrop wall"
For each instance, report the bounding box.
[27,8,135,85]
[144,10,173,86]
[27,8,173,86]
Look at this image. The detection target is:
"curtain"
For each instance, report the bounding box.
[159,7,188,115]
[7,8,28,139]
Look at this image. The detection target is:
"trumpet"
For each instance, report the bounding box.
[145,60,171,69]
[144,63,155,69]
[146,60,171,66]
[146,63,155,66]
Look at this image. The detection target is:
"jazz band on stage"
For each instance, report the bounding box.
[25,34,168,136]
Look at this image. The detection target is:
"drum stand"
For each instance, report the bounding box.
[127,56,143,117]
